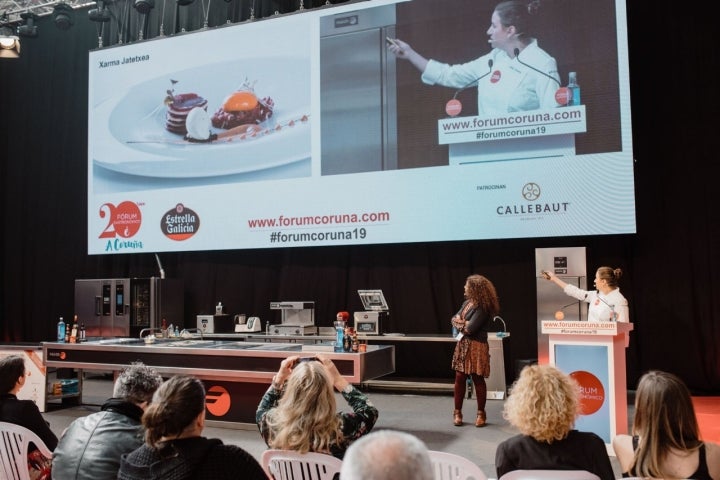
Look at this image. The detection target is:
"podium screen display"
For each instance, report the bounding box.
[87,0,634,254]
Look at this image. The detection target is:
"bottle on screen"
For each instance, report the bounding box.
[568,72,581,106]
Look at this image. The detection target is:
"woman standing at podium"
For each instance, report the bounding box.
[542,266,629,322]
[450,274,500,427]
[387,0,560,115]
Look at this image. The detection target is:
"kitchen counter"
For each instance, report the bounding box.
[42,339,395,425]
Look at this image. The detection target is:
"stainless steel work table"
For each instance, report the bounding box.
[202,332,511,398]
[42,339,394,425]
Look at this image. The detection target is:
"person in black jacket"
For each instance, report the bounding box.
[0,354,58,450]
[450,274,500,427]
[51,361,163,480]
[495,364,615,480]
[117,375,266,480]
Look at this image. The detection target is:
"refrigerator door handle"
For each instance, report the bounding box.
[94,296,102,316]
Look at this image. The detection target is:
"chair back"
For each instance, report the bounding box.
[428,450,488,480]
[261,449,343,480]
[498,470,601,480]
[0,422,53,480]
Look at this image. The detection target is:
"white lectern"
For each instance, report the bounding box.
[541,321,633,444]
[437,106,587,165]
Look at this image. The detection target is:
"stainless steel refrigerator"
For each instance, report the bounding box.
[320,3,398,175]
[74,277,184,339]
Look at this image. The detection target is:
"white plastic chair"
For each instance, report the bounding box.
[261,449,343,480]
[0,421,53,480]
[428,450,488,480]
[498,470,601,480]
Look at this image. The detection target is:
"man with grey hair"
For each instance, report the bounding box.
[51,362,163,480]
[340,429,434,480]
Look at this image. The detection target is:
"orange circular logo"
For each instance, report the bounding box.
[59,352,66,360]
[555,87,572,106]
[205,385,231,417]
[445,99,462,117]
[569,370,605,415]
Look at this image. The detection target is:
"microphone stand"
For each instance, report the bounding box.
[513,48,561,88]
[453,59,494,99]
[154,253,166,279]
[493,315,508,337]
[595,292,617,321]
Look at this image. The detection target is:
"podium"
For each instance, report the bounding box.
[540,321,634,444]
[437,106,586,165]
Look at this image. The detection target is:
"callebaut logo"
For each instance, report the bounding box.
[98,201,142,239]
[161,203,200,241]
[205,385,231,417]
[570,370,605,415]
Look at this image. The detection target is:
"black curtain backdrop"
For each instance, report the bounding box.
[1,1,719,393]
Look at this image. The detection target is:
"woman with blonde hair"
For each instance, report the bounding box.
[256,354,378,458]
[613,370,720,479]
[495,364,615,480]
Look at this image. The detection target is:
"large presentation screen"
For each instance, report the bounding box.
[87,0,634,255]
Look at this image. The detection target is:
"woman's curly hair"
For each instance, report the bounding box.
[503,364,579,443]
[465,274,500,317]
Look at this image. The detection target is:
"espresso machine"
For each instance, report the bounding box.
[268,301,316,335]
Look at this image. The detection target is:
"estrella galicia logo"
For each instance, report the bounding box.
[161,203,200,241]
[522,183,541,201]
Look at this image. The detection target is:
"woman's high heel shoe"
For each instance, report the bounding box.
[475,410,487,427]
[453,409,463,426]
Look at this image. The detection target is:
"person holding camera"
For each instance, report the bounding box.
[255,354,378,459]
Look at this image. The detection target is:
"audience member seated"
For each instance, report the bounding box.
[51,362,163,480]
[495,364,615,480]
[613,370,720,480]
[256,354,378,459]
[117,375,266,480]
[1,354,58,480]
[0,354,58,451]
[340,429,433,480]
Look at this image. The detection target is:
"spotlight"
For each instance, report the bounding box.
[89,0,111,22]
[52,3,75,30]
[17,12,39,38]
[0,26,20,58]
[134,0,155,14]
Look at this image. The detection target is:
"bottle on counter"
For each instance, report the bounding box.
[161,318,168,338]
[79,322,86,342]
[343,326,352,352]
[334,320,345,353]
[57,317,66,343]
[69,315,78,343]
[351,331,359,352]
[64,320,70,343]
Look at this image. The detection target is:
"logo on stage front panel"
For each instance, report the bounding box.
[570,370,605,415]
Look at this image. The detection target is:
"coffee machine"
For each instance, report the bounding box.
[268,301,316,335]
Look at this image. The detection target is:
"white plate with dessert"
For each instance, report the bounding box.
[91,57,311,178]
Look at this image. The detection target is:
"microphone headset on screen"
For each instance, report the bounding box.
[558,300,580,310]
[595,291,617,321]
[453,59,494,99]
[513,48,561,88]
[493,316,508,337]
